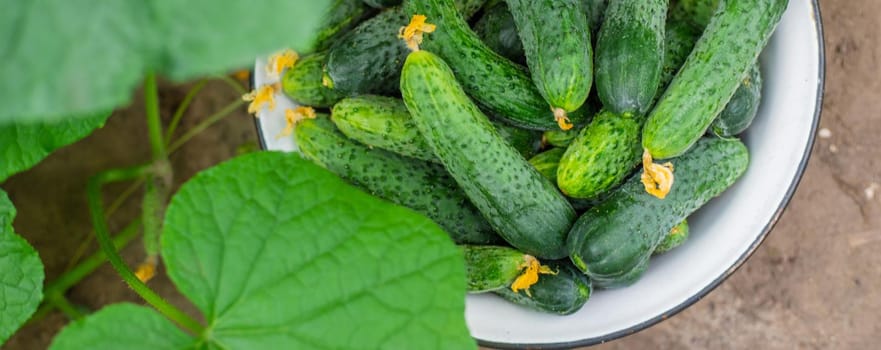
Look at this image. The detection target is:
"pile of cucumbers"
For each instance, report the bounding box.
[282,0,787,315]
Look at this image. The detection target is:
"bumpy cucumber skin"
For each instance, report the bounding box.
[402,50,575,259]
[473,3,526,64]
[325,0,487,96]
[680,0,719,28]
[494,122,542,159]
[654,219,690,254]
[362,0,402,9]
[495,261,592,315]
[594,0,667,116]
[557,111,643,200]
[529,148,566,184]
[405,0,587,130]
[643,0,787,159]
[281,53,345,108]
[507,0,593,114]
[712,64,763,137]
[314,0,374,51]
[295,115,500,245]
[325,7,409,96]
[658,18,700,94]
[461,245,526,293]
[568,137,749,281]
[331,95,540,161]
[331,95,437,162]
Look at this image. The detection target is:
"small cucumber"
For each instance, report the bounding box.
[679,0,719,28]
[528,148,566,184]
[324,7,410,96]
[462,245,529,293]
[568,137,749,282]
[543,128,580,149]
[325,0,487,96]
[402,50,576,259]
[473,3,525,64]
[557,110,643,200]
[314,0,375,51]
[295,114,500,245]
[495,261,592,315]
[331,95,540,160]
[711,64,763,137]
[406,0,588,130]
[281,52,345,108]
[643,0,787,159]
[507,0,593,118]
[594,0,667,116]
[331,95,436,162]
[362,0,402,9]
[658,17,700,94]
[654,219,690,254]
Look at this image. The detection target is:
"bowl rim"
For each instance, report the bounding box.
[250,1,826,347]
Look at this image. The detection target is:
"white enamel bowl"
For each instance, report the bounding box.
[253,1,825,347]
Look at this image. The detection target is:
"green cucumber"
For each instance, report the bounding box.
[543,128,580,148]
[711,64,763,137]
[472,3,526,64]
[331,95,437,162]
[568,137,749,282]
[654,219,690,254]
[294,114,500,244]
[405,0,588,130]
[594,0,667,116]
[362,0,402,9]
[331,95,540,160]
[281,52,345,108]
[658,17,700,94]
[557,110,643,200]
[528,148,566,184]
[495,261,592,315]
[324,7,410,96]
[401,50,576,259]
[643,0,787,159]
[314,0,374,51]
[679,0,719,28]
[325,0,487,96]
[507,0,593,117]
[462,245,529,293]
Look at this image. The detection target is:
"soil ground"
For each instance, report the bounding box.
[2,0,878,348]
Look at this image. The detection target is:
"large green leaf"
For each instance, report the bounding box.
[0,113,109,183]
[48,304,195,350]
[0,0,330,123]
[0,190,45,344]
[50,151,475,349]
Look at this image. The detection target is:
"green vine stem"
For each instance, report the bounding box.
[29,218,143,324]
[165,80,208,144]
[168,99,246,153]
[87,166,204,334]
[141,73,173,280]
[144,73,168,161]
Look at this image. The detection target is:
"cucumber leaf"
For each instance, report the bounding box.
[48,304,194,350]
[50,152,475,349]
[0,113,109,183]
[0,190,45,344]
[0,0,330,123]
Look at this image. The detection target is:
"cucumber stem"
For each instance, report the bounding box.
[641,149,675,199]
[553,108,573,131]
